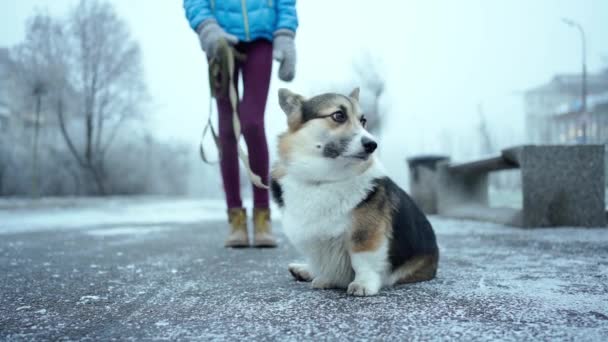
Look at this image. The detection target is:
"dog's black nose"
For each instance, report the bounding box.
[361,137,377,153]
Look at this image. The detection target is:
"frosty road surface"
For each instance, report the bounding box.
[1,197,607,341]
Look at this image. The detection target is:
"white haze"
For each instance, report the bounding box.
[2,0,607,189]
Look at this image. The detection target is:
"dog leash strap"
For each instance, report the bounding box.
[225,45,269,190]
[199,39,268,189]
[199,83,220,164]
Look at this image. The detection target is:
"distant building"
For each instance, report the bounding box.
[524,71,608,186]
[524,71,608,144]
[553,92,608,145]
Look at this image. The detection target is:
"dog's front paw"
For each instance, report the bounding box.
[347,281,380,296]
[311,277,334,289]
[288,263,312,282]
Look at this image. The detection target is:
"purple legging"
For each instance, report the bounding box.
[215,40,272,210]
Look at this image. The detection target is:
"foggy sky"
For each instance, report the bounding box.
[2,0,607,186]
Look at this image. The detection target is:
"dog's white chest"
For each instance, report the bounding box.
[282,186,345,240]
[279,173,381,286]
[279,175,374,246]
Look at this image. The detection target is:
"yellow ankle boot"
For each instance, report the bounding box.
[225,208,248,248]
[253,208,277,248]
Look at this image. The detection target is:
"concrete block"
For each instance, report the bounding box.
[407,156,449,214]
[409,144,607,227]
[517,145,606,227]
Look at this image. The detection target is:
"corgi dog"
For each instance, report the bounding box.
[270,88,439,296]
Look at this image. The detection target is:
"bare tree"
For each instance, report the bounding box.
[9,1,147,195]
[309,52,386,135]
[31,81,46,196]
[352,53,386,134]
[8,13,62,196]
[60,0,147,194]
[477,102,494,156]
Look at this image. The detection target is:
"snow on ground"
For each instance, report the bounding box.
[0,197,280,235]
[86,225,170,237]
[436,218,608,314]
[0,197,607,340]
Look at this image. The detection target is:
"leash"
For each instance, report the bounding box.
[199,38,269,189]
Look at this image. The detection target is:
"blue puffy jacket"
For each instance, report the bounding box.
[184,0,298,42]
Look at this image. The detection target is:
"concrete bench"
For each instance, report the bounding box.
[407,145,606,227]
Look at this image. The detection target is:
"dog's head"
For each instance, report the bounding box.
[277,87,378,182]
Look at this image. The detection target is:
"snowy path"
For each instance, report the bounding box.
[0,197,607,340]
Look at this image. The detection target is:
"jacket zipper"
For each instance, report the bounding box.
[240,0,250,41]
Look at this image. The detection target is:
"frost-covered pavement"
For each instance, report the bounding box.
[1,197,607,341]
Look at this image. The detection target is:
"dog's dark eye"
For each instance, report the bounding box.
[331,111,347,123]
[359,116,367,127]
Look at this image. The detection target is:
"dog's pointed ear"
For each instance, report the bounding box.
[279,88,305,129]
[349,87,360,101]
[279,88,304,114]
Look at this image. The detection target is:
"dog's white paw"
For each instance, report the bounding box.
[347,281,380,296]
[311,277,334,289]
[288,263,313,282]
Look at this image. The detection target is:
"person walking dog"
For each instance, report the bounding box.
[183,0,298,248]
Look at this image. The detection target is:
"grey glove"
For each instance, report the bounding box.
[273,29,296,82]
[197,19,238,59]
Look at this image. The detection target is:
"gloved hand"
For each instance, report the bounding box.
[197,19,238,59]
[273,29,296,82]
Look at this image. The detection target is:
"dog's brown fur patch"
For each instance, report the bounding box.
[287,110,304,131]
[350,184,392,253]
[277,133,292,163]
[270,162,287,180]
[393,252,439,284]
[288,265,313,282]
